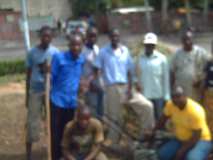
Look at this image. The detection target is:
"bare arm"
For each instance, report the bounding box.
[174,130,201,160]
[84,143,102,160]
[61,122,78,160]
[154,114,169,132]
[146,114,169,143]
[62,149,76,160]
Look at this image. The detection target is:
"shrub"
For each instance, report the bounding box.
[0,59,25,77]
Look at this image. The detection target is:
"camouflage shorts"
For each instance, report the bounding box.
[26,92,45,143]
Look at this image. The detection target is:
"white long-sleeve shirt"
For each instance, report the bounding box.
[136,50,170,100]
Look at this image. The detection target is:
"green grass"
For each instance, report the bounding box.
[0,73,25,85]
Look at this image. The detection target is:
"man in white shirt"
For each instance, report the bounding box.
[135,32,170,120]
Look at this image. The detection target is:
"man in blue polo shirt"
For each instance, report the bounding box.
[50,33,85,160]
[94,29,133,143]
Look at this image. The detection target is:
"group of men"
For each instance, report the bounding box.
[26,24,213,160]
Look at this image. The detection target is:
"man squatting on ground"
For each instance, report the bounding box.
[61,105,108,160]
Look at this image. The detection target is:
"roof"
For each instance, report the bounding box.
[111,6,154,14]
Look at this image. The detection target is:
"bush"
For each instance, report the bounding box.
[0,59,25,77]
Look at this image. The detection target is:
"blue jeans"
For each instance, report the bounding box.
[150,98,165,120]
[158,139,213,160]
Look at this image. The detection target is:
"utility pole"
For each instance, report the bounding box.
[184,0,192,27]
[162,0,169,23]
[203,0,209,24]
[144,0,152,31]
[20,0,31,52]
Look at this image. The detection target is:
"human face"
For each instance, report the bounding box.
[172,95,187,110]
[40,29,52,49]
[77,114,90,130]
[182,34,193,52]
[145,44,155,56]
[87,31,97,46]
[109,31,120,48]
[69,35,83,58]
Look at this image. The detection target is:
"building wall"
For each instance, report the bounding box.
[27,0,72,20]
[107,11,213,34]
[0,11,22,40]
[0,0,72,20]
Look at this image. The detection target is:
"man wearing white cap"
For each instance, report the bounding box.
[135,32,170,120]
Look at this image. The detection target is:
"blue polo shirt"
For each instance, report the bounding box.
[94,43,133,86]
[50,51,85,109]
[26,45,59,93]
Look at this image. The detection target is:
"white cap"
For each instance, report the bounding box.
[143,32,158,45]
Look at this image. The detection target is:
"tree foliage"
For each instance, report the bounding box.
[69,0,213,18]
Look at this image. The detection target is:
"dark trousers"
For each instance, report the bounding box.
[150,98,165,120]
[96,89,104,117]
[50,102,75,160]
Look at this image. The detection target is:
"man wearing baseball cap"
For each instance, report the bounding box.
[135,32,170,120]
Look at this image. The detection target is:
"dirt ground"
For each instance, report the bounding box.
[0,82,47,160]
[0,83,120,160]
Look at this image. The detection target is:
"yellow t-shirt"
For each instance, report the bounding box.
[164,98,211,141]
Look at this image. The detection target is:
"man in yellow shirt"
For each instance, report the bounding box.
[149,86,212,160]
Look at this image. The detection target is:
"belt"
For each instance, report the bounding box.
[111,82,127,86]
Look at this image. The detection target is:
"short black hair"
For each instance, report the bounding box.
[39,25,52,35]
[182,30,193,40]
[171,86,185,97]
[76,103,91,117]
[108,28,120,36]
[87,26,98,35]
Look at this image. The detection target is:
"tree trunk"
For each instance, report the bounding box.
[161,0,169,22]
[203,0,209,24]
[144,0,152,31]
[184,0,192,27]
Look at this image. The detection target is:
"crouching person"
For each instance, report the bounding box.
[150,86,212,160]
[61,105,108,160]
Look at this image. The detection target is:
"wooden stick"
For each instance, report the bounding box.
[45,64,52,160]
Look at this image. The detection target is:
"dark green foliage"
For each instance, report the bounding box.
[0,59,25,76]
[69,0,213,18]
